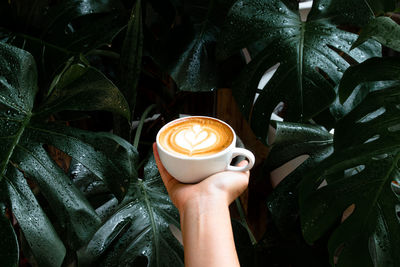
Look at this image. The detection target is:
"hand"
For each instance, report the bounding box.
[153,143,250,212]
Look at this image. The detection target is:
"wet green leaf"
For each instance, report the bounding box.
[0,43,135,265]
[266,122,333,238]
[0,0,126,84]
[338,57,400,103]
[218,0,381,144]
[153,0,236,92]
[352,16,400,52]
[79,155,184,267]
[300,86,400,266]
[4,168,66,267]
[36,63,130,120]
[119,0,143,115]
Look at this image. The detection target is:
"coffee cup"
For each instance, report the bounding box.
[156,116,255,183]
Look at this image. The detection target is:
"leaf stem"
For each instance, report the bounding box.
[133,104,156,148]
[235,198,257,245]
[0,113,32,181]
[12,32,72,55]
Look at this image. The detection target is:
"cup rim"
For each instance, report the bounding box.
[156,115,237,160]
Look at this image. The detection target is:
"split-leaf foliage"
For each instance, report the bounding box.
[0,42,131,266]
[217,0,381,143]
[1,0,400,266]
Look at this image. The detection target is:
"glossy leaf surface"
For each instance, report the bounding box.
[339,57,400,103]
[80,155,184,267]
[266,122,333,237]
[154,0,235,91]
[300,86,400,266]
[119,0,143,114]
[352,16,400,52]
[0,0,126,84]
[218,0,381,144]
[0,43,132,265]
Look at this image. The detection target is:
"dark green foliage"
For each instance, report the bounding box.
[1,0,400,266]
[119,0,143,115]
[339,57,400,103]
[0,42,133,266]
[152,0,236,92]
[218,0,381,144]
[79,155,184,267]
[300,87,400,266]
[266,122,333,237]
[0,0,126,85]
[352,16,400,52]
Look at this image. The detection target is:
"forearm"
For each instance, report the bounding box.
[180,195,240,267]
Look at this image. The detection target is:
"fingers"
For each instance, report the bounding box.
[237,160,248,167]
[153,143,179,192]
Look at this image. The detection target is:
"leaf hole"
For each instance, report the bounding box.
[317,179,328,189]
[333,243,345,265]
[344,165,365,177]
[315,67,336,87]
[396,205,400,223]
[392,181,400,197]
[364,134,380,144]
[169,224,183,245]
[388,123,400,132]
[357,107,386,123]
[341,204,355,223]
[327,44,358,65]
[396,104,400,110]
[270,154,309,188]
[257,63,280,90]
[372,153,388,160]
[43,144,72,173]
[299,1,312,22]
[272,101,285,119]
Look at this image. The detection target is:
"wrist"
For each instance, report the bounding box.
[179,194,229,221]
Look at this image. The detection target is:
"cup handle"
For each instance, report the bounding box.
[226,148,255,172]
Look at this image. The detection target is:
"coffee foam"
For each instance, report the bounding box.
[159,117,233,157]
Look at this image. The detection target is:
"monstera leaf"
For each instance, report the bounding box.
[266,122,333,237]
[339,57,400,103]
[352,16,400,52]
[329,57,400,121]
[217,0,381,144]
[0,43,133,266]
[79,155,184,267]
[299,85,400,265]
[153,0,236,91]
[0,0,126,83]
[118,0,143,115]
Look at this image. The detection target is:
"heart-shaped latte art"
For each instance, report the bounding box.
[175,124,217,153]
[159,117,234,157]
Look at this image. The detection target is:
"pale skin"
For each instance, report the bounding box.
[153,143,250,267]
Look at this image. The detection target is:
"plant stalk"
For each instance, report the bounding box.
[235,198,257,245]
[133,104,156,148]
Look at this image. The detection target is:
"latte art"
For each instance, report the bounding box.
[159,117,234,157]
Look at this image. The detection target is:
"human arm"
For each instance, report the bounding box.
[153,143,250,267]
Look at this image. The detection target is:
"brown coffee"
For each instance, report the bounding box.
[158,117,234,157]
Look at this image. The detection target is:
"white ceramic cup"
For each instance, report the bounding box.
[156,116,255,183]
